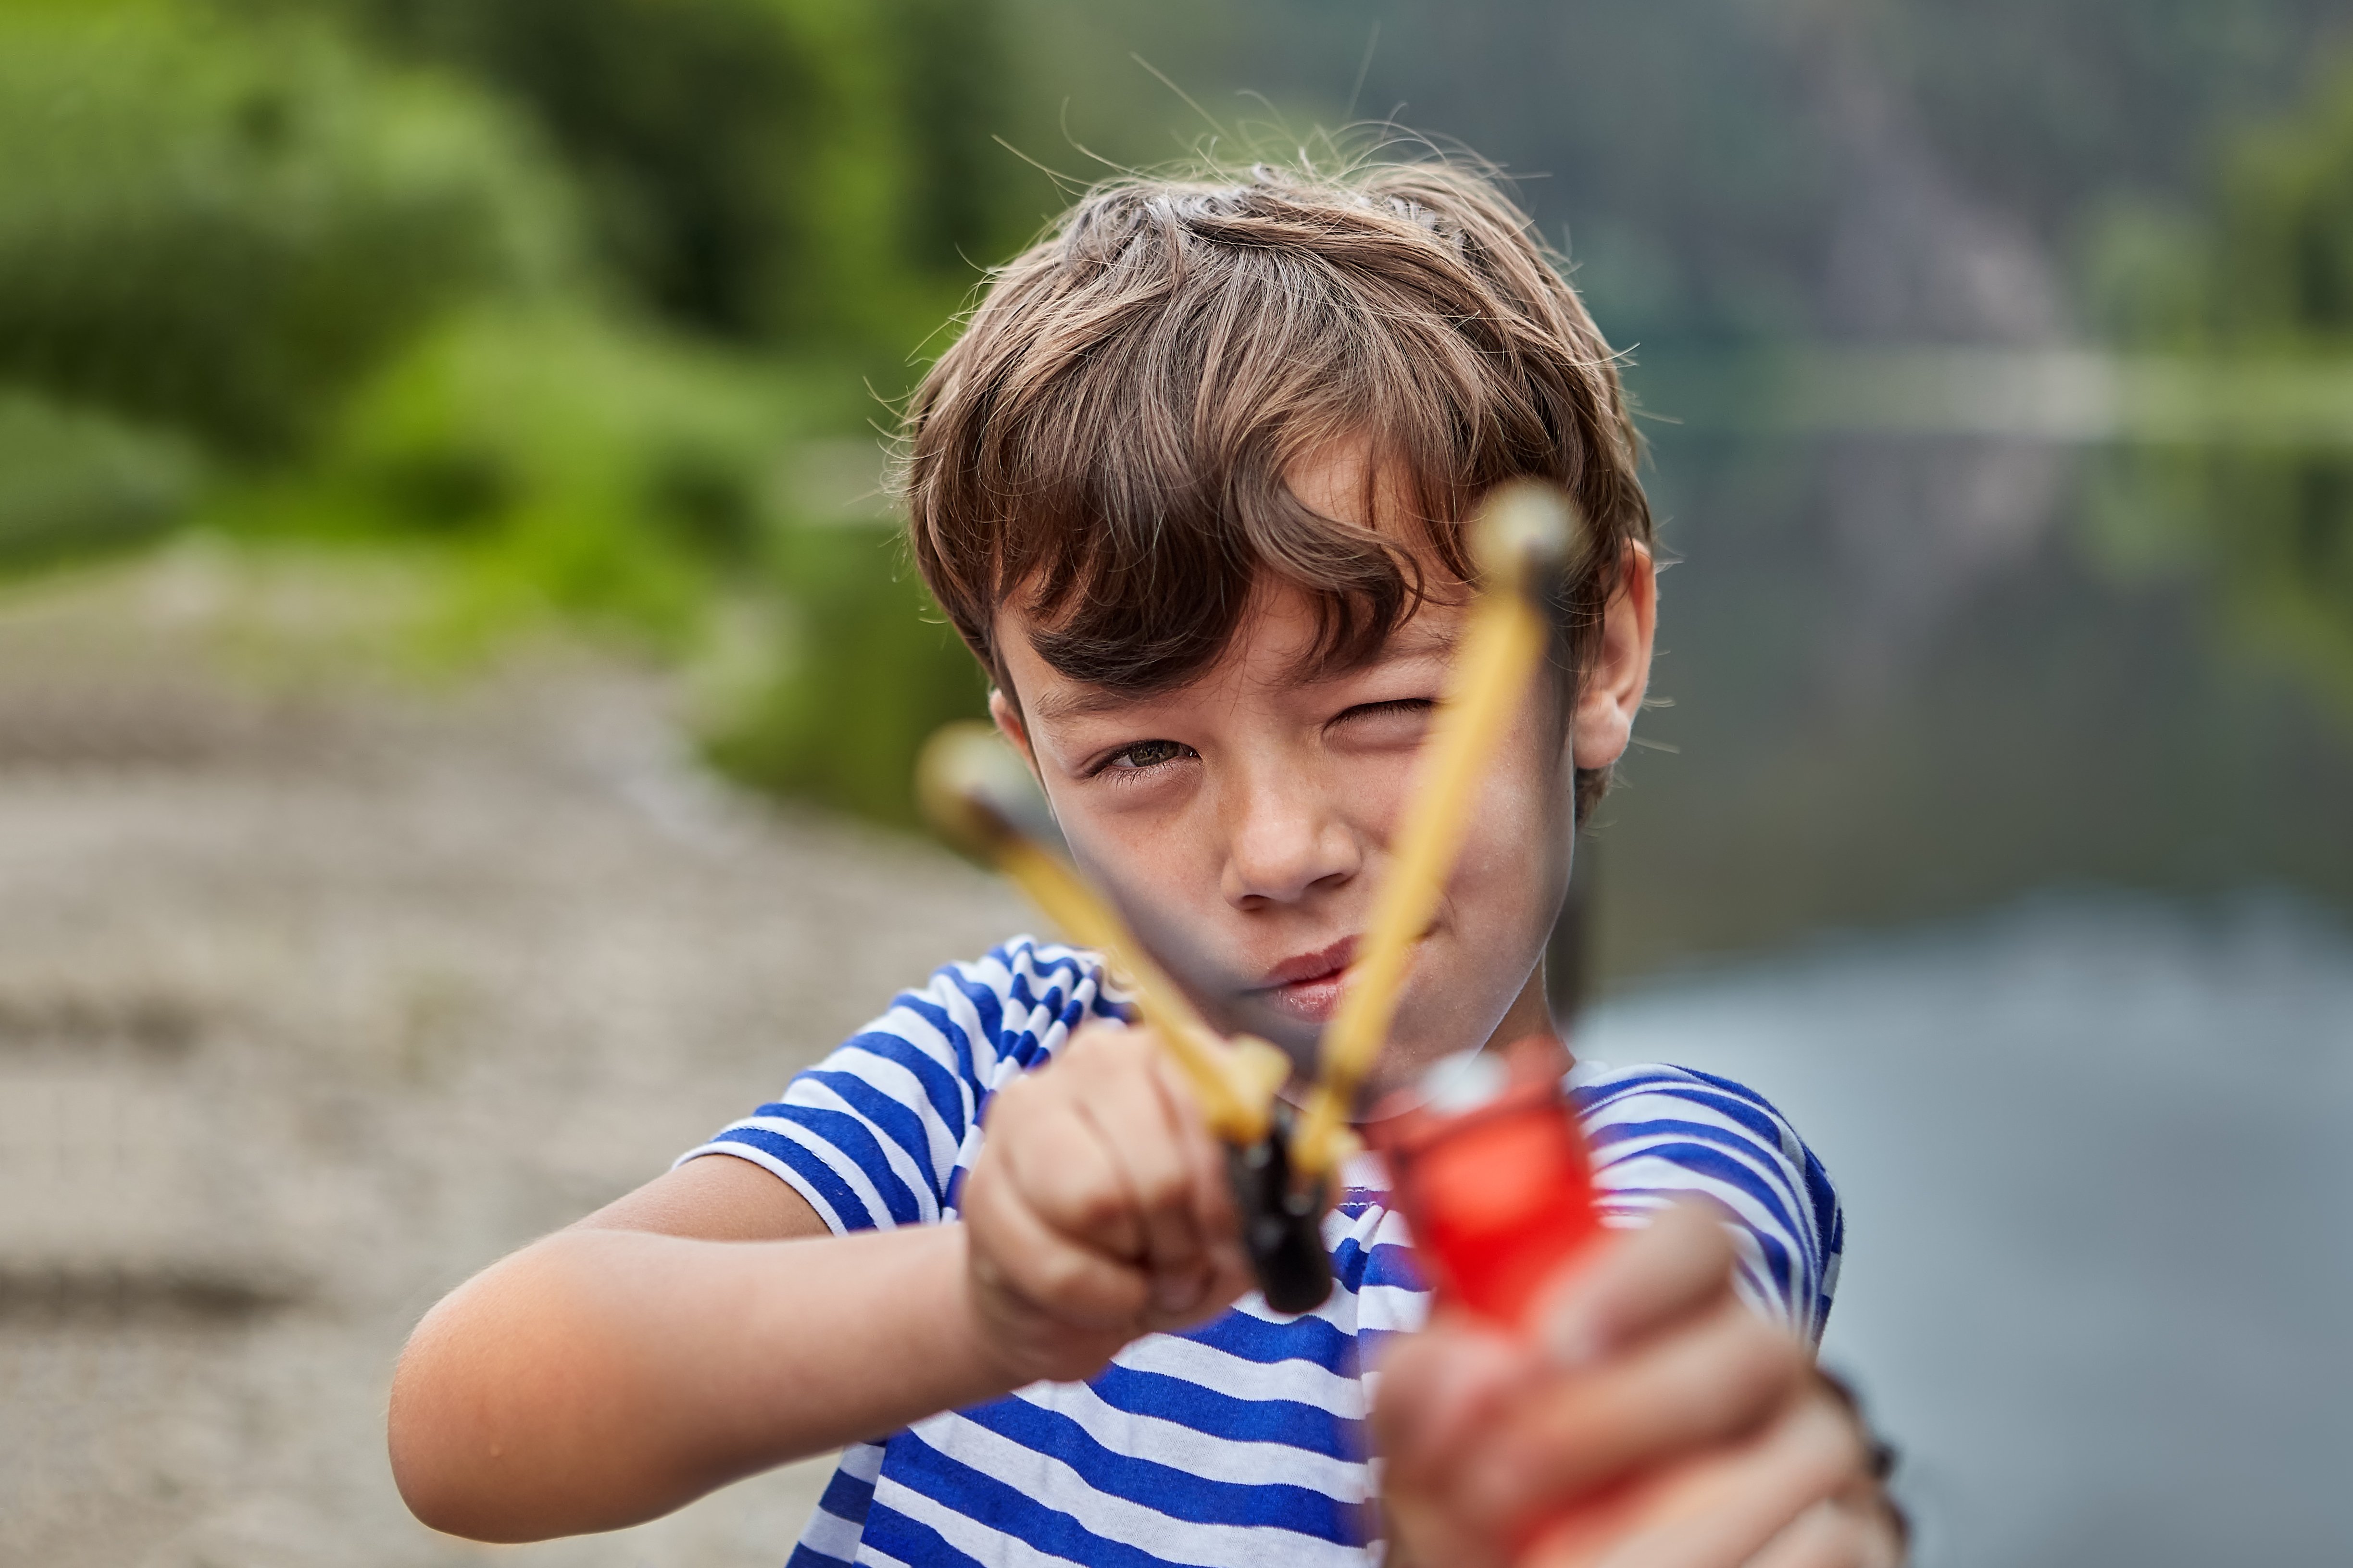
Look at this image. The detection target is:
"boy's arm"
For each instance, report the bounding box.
[388,1157,1015,1541]
[389,1024,1250,1543]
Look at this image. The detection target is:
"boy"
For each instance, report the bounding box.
[390,161,1902,1566]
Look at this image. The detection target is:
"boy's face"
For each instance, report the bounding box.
[990,446,1656,1101]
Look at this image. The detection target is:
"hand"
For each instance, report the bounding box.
[1374,1199,1906,1567]
[957,1022,1257,1385]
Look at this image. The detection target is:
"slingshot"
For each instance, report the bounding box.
[917,481,1591,1314]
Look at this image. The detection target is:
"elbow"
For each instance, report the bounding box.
[386,1241,683,1543]
[387,1307,522,1542]
[388,1275,589,1543]
[388,1435,495,1542]
[390,1463,537,1545]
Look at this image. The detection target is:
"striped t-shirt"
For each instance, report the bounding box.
[683,938,1843,1568]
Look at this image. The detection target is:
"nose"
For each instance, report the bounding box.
[1218,762,1362,908]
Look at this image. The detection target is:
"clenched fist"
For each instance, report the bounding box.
[957,1022,1260,1385]
[1376,1200,1906,1568]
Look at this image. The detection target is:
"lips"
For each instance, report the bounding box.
[1254,937,1359,1024]
[1260,936,1357,988]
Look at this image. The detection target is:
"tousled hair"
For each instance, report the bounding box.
[901,155,1653,821]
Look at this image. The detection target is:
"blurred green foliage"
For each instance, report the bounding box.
[215,306,813,656]
[0,0,1020,821]
[0,0,569,456]
[702,526,988,829]
[326,0,1024,351]
[0,391,202,567]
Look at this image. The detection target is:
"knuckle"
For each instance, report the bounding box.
[1773,1413,1860,1505]
[1725,1312,1806,1389]
[1668,1310,1803,1431]
[1068,1020,1139,1064]
[1031,1248,1088,1301]
[1139,1165,1190,1215]
[1048,1253,1142,1321]
[1014,1235,1090,1300]
[984,1074,1039,1125]
[1030,1157,1127,1238]
[1798,1384,1873,1477]
[1072,1182,1131,1238]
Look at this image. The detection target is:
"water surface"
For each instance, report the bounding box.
[1584,891,2353,1568]
[1590,419,2353,980]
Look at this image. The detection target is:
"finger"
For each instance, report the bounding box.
[1156,1049,1239,1242]
[1148,1052,1258,1328]
[1519,1381,1865,1568]
[963,1142,1151,1331]
[1369,1320,1532,1493]
[996,1075,1147,1261]
[1382,1487,1513,1568]
[1070,1033,1210,1296]
[1537,1197,1738,1369]
[1742,1488,1906,1568]
[1459,1294,1805,1526]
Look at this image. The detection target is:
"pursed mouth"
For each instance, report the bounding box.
[1249,937,1360,1025]
[1255,936,1358,991]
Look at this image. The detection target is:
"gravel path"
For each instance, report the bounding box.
[0,554,1025,1567]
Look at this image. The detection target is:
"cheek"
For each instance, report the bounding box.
[1449,737,1577,939]
[1062,809,1195,908]
[1052,794,1231,977]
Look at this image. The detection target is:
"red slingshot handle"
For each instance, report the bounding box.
[1369,1046,1603,1328]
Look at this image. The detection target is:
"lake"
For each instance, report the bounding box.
[1585,890,2353,1567]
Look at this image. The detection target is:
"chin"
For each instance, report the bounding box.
[1228,1000,1324,1067]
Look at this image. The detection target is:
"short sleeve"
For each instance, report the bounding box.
[678,938,1125,1233]
[1571,1064,1845,1342]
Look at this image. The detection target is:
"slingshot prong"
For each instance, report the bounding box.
[1290,482,1586,1177]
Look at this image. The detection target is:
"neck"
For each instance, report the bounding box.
[1488,964,1568,1067]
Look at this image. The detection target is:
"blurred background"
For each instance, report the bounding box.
[0,0,2347,1564]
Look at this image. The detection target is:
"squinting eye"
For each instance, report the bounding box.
[1102,738,1195,772]
[1338,698,1435,727]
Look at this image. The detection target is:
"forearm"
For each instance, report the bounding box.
[389,1221,1014,1542]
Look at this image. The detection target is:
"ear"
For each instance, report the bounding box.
[988,688,1041,779]
[1571,543,1657,771]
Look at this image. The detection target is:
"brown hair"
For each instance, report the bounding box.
[901,155,1652,820]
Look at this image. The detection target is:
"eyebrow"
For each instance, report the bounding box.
[1026,684,1150,723]
[1025,619,1464,726]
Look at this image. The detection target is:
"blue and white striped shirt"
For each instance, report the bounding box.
[683,938,1842,1568]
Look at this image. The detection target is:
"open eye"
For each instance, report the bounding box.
[1098,738,1197,774]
